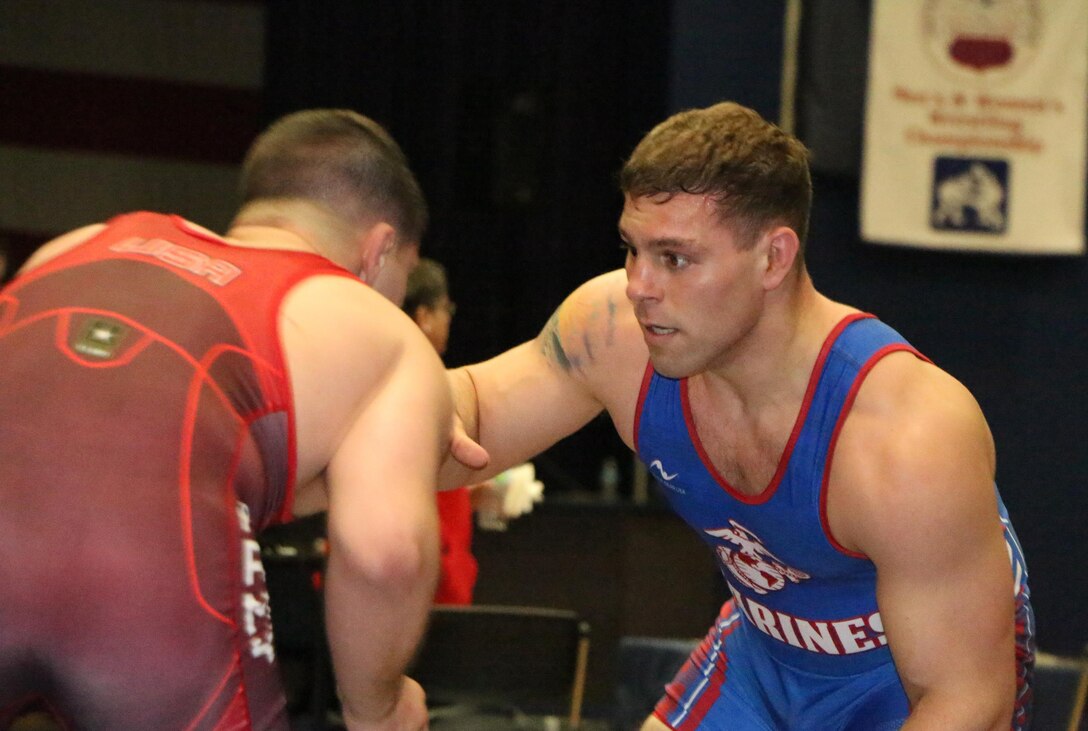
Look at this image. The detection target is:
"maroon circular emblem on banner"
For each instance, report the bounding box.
[922,0,1042,84]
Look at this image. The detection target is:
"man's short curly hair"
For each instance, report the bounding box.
[620,102,811,252]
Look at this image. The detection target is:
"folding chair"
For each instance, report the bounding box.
[613,636,699,731]
[1033,651,1088,731]
[410,604,592,729]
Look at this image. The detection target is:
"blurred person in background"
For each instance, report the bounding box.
[404,258,542,605]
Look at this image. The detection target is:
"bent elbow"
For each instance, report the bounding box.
[911,677,1017,731]
[365,536,432,589]
[328,519,437,591]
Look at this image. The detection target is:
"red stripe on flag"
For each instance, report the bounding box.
[0,65,262,164]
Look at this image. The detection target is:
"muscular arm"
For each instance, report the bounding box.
[285,278,449,729]
[324,338,448,729]
[832,357,1015,729]
[440,269,645,488]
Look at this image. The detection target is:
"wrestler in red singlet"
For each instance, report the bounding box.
[0,212,354,730]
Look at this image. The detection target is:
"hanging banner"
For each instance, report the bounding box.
[861,0,1088,254]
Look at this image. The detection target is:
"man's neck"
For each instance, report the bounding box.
[226,223,321,255]
[697,275,850,411]
[226,200,361,271]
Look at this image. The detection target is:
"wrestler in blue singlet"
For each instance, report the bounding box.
[635,314,1035,731]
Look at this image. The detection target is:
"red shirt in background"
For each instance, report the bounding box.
[434,486,478,604]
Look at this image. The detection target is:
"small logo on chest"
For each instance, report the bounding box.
[706,519,810,595]
[648,459,678,480]
[646,458,685,493]
[72,317,129,359]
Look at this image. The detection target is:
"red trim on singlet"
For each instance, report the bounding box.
[678,643,729,731]
[12,306,276,437]
[183,658,238,731]
[221,685,255,730]
[669,624,735,731]
[262,266,340,524]
[120,214,353,524]
[169,214,357,524]
[9,222,117,287]
[632,359,655,447]
[679,314,869,505]
[181,349,242,626]
[170,215,232,244]
[0,292,19,331]
[17,212,356,526]
[172,218,291,524]
[179,342,294,622]
[819,342,931,558]
[0,300,279,626]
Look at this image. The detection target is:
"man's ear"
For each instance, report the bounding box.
[358,222,397,283]
[760,225,800,291]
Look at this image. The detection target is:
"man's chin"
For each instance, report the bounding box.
[648,354,696,380]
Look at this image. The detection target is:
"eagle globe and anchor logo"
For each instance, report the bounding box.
[706,519,810,595]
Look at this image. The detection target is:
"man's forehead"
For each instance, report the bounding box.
[619,193,720,240]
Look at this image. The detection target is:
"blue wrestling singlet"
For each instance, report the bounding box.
[635,313,1035,730]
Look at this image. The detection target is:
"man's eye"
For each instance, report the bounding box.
[663,252,688,268]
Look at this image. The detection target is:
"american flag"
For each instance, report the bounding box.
[0,0,266,271]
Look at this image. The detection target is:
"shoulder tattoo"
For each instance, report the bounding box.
[540,309,574,371]
[539,292,622,372]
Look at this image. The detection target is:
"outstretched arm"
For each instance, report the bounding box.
[440,269,644,489]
